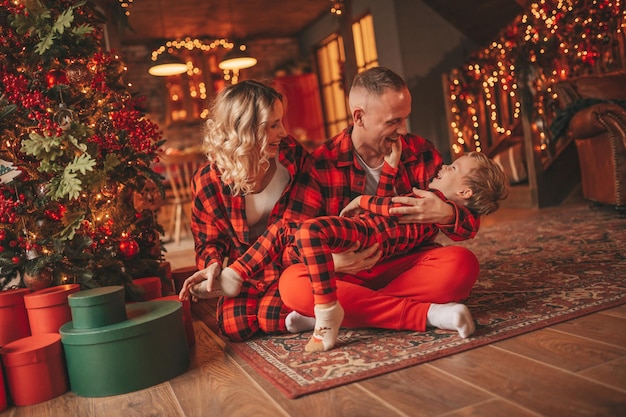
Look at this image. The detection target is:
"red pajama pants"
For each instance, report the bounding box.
[280,242,478,333]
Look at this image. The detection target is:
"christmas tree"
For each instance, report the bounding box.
[0,0,167,297]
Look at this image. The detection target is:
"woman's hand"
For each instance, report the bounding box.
[179,262,222,302]
[332,242,382,275]
[339,196,363,217]
[389,188,454,224]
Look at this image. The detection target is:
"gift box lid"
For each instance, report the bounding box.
[0,333,62,367]
[23,284,80,309]
[68,286,124,307]
[60,300,181,345]
[0,288,30,307]
[155,295,188,312]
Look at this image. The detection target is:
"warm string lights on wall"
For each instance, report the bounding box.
[118,0,133,17]
[447,0,625,159]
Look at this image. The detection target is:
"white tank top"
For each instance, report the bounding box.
[245,160,290,240]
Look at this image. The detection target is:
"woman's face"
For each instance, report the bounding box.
[264,99,287,158]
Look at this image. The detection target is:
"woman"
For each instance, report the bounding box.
[179,80,375,341]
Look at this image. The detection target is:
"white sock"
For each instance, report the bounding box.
[305,302,345,352]
[285,311,316,333]
[426,303,475,338]
[189,280,223,299]
[219,267,243,297]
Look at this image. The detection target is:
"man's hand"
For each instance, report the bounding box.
[389,188,455,224]
[384,138,402,169]
[179,262,221,302]
[332,242,382,275]
[340,196,363,217]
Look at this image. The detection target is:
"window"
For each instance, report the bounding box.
[315,14,378,137]
[316,34,348,137]
[352,14,378,71]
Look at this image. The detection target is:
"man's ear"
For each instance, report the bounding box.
[353,108,364,126]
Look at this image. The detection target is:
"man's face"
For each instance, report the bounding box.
[359,86,411,157]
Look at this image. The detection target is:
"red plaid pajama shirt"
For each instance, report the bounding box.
[191,135,321,341]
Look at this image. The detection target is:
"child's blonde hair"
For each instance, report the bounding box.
[463,152,509,215]
[203,80,283,195]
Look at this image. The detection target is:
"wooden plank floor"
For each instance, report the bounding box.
[2,197,626,417]
[1,305,624,417]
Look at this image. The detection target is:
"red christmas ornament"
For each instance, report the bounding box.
[119,238,140,260]
[46,69,68,88]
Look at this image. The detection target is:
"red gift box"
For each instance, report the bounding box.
[0,333,68,406]
[0,288,31,347]
[23,284,80,335]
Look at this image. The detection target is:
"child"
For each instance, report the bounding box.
[192,152,509,352]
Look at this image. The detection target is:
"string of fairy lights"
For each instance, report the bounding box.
[447,0,625,159]
[150,37,235,64]
[118,0,132,16]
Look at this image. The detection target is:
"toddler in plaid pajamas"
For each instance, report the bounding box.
[193,152,508,351]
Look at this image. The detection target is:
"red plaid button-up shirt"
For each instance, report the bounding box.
[287,126,479,241]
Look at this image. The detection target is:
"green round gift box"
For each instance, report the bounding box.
[59,287,190,397]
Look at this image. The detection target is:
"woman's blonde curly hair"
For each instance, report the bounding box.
[203,80,284,195]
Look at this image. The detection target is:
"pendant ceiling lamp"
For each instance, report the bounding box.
[148,0,188,77]
[149,52,187,76]
[218,44,257,70]
[219,0,257,71]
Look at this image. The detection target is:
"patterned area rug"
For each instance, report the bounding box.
[193,203,626,398]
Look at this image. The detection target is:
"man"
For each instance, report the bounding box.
[279,66,481,338]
